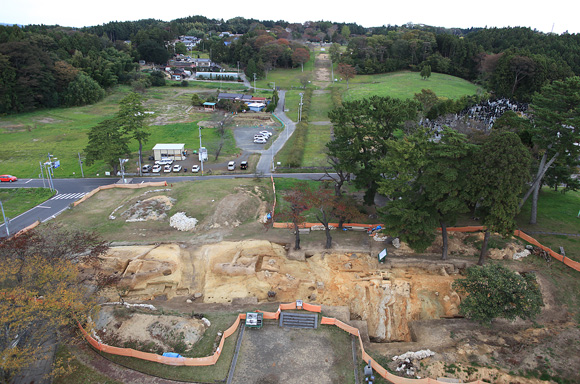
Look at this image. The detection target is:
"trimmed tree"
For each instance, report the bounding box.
[117,92,150,174]
[337,63,356,89]
[453,264,544,324]
[467,131,532,265]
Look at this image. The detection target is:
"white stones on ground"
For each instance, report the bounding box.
[101,302,157,310]
[374,234,389,241]
[202,317,211,328]
[513,249,531,260]
[392,238,401,249]
[170,212,198,231]
[186,299,192,304]
[392,349,435,361]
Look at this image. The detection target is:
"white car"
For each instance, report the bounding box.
[254,137,267,144]
[163,164,172,173]
[152,164,162,173]
[155,158,174,166]
[192,165,200,173]
[259,130,272,138]
[227,161,236,171]
[173,164,182,172]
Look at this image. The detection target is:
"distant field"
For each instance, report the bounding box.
[0,85,241,178]
[343,71,482,101]
[254,53,315,90]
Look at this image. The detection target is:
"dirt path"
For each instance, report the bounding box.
[313,53,332,89]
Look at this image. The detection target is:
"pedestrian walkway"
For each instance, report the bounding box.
[50,192,86,200]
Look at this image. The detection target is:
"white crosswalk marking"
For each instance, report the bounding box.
[50,193,86,200]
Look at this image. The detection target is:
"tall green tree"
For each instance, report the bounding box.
[327,96,419,205]
[116,92,150,172]
[468,131,532,265]
[337,63,356,89]
[520,76,580,224]
[420,64,431,80]
[84,118,131,175]
[378,127,472,258]
[453,264,544,325]
[64,73,105,107]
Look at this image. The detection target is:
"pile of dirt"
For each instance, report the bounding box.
[95,306,207,354]
[201,187,268,229]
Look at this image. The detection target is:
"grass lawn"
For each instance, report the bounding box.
[0,86,241,178]
[255,54,316,90]
[517,188,580,262]
[0,188,55,225]
[310,90,333,122]
[50,179,273,242]
[343,71,482,101]
[301,124,332,167]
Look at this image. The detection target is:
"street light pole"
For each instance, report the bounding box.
[39,161,46,188]
[0,200,9,237]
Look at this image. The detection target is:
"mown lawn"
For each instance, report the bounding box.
[517,188,580,262]
[301,124,332,168]
[343,71,482,101]
[0,188,55,225]
[254,53,316,90]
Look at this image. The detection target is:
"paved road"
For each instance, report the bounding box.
[1,178,118,237]
[256,90,297,173]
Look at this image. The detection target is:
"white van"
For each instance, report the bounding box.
[227,161,236,171]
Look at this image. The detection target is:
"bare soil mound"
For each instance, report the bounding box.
[95,306,207,354]
[201,187,268,230]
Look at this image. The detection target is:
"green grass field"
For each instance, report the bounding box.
[0,85,243,178]
[517,188,580,261]
[254,53,315,90]
[343,71,482,101]
[0,188,55,225]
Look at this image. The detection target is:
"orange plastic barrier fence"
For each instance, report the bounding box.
[321,316,487,384]
[445,226,580,273]
[73,181,168,207]
[11,220,40,238]
[79,302,321,367]
[79,302,490,382]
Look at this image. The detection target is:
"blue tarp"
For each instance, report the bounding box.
[162,352,183,358]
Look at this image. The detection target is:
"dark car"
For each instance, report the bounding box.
[240,161,248,170]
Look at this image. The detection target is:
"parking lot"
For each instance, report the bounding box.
[233,125,277,152]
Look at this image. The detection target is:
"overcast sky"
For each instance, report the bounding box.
[2,0,578,35]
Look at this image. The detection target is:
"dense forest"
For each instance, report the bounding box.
[1,16,580,114]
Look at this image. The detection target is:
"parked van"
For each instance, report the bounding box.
[227,161,236,171]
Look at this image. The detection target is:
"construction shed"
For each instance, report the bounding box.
[152,144,186,161]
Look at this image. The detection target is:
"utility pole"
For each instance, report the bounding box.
[119,158,128,184]
[0,200,9,237]
[253,73,256,90]
[199,124,204,175]
[78,152,84,178]
[330,58,334,83]
[237,61,240,74]
[298,93,304,122]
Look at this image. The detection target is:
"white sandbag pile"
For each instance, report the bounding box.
[170,212,198,231]
[392,349,435,361]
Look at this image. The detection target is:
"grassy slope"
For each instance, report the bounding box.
[344,71,482,101]
[51,179,273,242]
